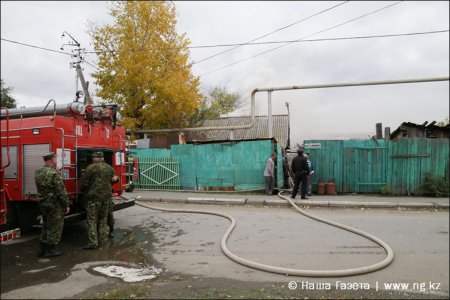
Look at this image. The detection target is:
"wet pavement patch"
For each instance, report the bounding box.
[0,222,158,294]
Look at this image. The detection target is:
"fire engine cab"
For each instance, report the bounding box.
[1,98,135,242]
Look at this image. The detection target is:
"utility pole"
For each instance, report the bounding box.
[60,31,90,102]
[73,48,82,94]
[75,64,92,104]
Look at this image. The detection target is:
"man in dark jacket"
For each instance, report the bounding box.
[291,147,310,199]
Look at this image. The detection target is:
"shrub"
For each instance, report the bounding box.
[419,173,449,197]
[380,185,392,195]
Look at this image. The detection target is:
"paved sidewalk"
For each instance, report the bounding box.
[125,189,449,209]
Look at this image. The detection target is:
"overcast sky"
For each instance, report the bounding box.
[1,1,449,145]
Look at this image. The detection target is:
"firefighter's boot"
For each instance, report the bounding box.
[43,245,63,257]
[37,241,46,257]
[109,225,114,239]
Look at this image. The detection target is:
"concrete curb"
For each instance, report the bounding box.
[136,197,448,210]
[187,197,246,205]
[435,202,450,209]
[148,198,186,204]
[397,202,435,209]
[328,201,361,208]
[362,202,398,208]
[298,200,330,207]
[246,198,264,206]
[263,199,290,207]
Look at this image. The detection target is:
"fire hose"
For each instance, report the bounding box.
[135,191,394,277]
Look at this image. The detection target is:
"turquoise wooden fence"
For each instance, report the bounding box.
[390,138,448,195]
[132,138,447,194]
[132,139,280,191]
[305,138,449,195]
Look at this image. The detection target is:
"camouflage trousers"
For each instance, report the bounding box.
[107,198,114,228]
[86,198,109,247]
[39,202,65,246]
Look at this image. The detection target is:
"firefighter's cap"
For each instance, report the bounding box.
[92,152,104,158]
[43,152,56,161]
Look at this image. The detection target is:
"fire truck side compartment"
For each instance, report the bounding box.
[23,144,50,196]
[2,146,18,179]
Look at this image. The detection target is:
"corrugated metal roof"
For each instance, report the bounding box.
[192,114,289,146]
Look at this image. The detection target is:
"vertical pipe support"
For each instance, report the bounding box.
[268,91,273,138]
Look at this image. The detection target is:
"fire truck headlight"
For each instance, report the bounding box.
[32,128,40,135]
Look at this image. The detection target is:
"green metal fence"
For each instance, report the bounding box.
[136,157,181,190]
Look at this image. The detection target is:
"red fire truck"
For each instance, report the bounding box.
[1,98,135,242]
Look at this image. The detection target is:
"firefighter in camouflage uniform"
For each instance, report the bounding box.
[35,152,70,258]
[80,152,119,249]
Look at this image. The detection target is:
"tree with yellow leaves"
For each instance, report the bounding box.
[89,1,201,131]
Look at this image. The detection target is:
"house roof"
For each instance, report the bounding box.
[191,114,289,147]
[390,121,450,138]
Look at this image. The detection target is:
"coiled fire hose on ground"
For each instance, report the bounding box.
[135,191,394,277]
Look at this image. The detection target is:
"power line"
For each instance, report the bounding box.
[82,28,446,78]
[192,1,350,65]
[193,30,449,48]
[84,1,349,58]
[137,30,449,50]
[1,38,72,56]
[84,60,100,71]
[200,1,403,77]
[15,29,445,60]
[1,37,100,71]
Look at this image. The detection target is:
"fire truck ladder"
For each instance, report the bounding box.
[121,135,132,190]
[0,107,21,243]
[0,107,10,225]
[56,128,79,202]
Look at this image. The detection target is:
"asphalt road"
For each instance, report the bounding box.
[124,203,449,292]
[1,203,448,299]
